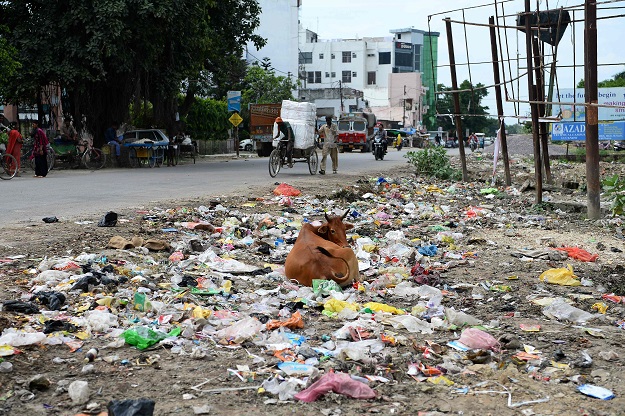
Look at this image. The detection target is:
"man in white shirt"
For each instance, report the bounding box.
[317,116,339,175]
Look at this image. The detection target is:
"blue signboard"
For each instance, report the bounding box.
[227,91,241,112]
[551,121,625,141]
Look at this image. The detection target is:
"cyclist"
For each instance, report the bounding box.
[274,117,295,167]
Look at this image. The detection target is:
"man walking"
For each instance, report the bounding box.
[317,116,338,175]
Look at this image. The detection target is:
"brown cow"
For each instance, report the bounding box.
[284,210,359,287]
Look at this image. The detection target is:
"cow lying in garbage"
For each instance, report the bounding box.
[285,210,359,287]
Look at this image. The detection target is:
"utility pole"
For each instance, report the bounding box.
[489,16,511,186]
[403,85,407,127]
[524,0,543,204]
[532,38,552,184]
[339,81,344,113]
[585,0,600,219]
[445,18,468,182]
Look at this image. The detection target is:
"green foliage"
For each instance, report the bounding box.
[434,80,490,136]
[241,65,297,105]
[602,174,625,215]
[0,132,8,145]
[182,97,229,141]
[404,147,461,180]
[578,71,625,88]
[129,101,156,129]
[0,26,21,101]
[0,0,265,144]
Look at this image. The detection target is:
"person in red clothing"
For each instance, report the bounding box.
[31,120,49,178]
[6,122,23,176]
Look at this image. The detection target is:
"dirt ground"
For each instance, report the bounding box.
[0,142,624,416]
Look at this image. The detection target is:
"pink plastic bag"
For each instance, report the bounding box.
[294,372,376,402]
[458,328,500,351]
[273,183,301,196]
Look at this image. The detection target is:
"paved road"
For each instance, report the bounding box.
[2,148,413,226]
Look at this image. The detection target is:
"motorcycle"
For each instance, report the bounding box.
[373,135,386,161]
[469,135,478,152]
[394,136,403,151]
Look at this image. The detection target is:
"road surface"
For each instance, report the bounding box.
[2,148,414,226]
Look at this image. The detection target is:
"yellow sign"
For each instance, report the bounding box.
[229,113,243,127]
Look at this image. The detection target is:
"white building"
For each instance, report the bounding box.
[245,0,300,80]
[298,27,438,127]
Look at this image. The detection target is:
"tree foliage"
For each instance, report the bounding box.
[0,0,265,145]
[578,71,625,88]
[434,80,490,137]
[182,98,230,141]
[241,65,297,105]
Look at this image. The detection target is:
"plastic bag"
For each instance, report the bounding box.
[458,328,499,351]
[445,308,483,327]
[542,297,595,323]
[555,247,598,262]
[539,265,581,286]
[121,326,181,350]
[214,317,263,344]
[294,372,376,402]
[97,211,118,227]
[273,183,301,196]
[108,398,155,416]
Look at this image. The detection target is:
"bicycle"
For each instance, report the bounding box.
[268,138,318,177]
[0,151,18,180]
[19,136,56,173]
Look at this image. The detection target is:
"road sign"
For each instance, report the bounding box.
[227,91,241,112]
[229,112,243,127]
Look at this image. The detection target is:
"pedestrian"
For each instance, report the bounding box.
[274,117,295,167]
[317,116,338,175]
[6,122,23,176]
[105,122,121,158]
[31,120,49,178]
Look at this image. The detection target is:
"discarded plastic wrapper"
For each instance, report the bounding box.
[578,384,615,400]
[121,326,181,350]
[294,372,376,402]
[108,398,156,416]
[539,265,580,286]
[554,246,598,262]
[542,297,595,324]
[273,183,301,196]
[458,328,500,351]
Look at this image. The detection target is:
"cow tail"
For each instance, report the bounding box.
[317,246,353,286]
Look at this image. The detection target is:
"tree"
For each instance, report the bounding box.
[578,71,625,88]
[0,0,265,145]
[0,26,21,102]
[241,65,297,105]
[434,80,490,136]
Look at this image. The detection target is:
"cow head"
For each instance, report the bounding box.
[316,209,353,247]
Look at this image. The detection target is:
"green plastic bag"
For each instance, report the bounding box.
[122,326,181,350]
[312,279,342,295]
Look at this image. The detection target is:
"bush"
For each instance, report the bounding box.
[404,147,461,180]
[602,174,625,215]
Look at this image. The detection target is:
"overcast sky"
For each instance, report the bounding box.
[299,0,625,122]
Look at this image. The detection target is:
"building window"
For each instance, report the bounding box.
[397,34,402,39]
[331,72,336,78]
[367,72,376,85]
[395,51,413,68]
[319,53,324,59]
[325,72,330,78]
[378,52,391,65]
[299,52,312,64]
[342,70,351,83]
[367,53,375,57]
[352,72,357,78]
[307,71,321,84]
[414,45,421,71]
[331,53,335,59]
[352,53,357,58]
[342,51,351,63]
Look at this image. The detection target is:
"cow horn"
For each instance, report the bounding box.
[342,209,350,219]
[324,212,330,222]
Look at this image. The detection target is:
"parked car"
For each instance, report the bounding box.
[239,139,254,151]
[122,129,169,144]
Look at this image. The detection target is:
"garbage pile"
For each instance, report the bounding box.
[0,174,624,415]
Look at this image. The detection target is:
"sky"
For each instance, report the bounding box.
[299,0,625,122]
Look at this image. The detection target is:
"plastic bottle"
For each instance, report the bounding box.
[84,348,98,363]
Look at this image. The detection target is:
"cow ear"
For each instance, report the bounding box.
[317,225,328,234]
[344,223,354,230]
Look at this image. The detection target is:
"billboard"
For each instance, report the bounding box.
[551,121,625,141]
[551,88,625,122]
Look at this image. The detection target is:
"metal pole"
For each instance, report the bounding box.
[585,0,600,219]
[532,37,552,184]
[489,16,511,186]
[524,0,543,204]
[445,18,468,182]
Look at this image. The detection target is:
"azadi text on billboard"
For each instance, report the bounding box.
[551,121,625,141]
[551,88,625,122]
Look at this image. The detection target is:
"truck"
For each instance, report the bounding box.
[250,103,281,157]
[336,112,376,153]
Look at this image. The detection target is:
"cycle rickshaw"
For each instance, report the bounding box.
[268,137,319,177]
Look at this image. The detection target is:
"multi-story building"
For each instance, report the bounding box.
[298,27,439,127]
[245,0,301,81]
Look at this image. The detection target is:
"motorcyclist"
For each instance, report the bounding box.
[374,123,387,154]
